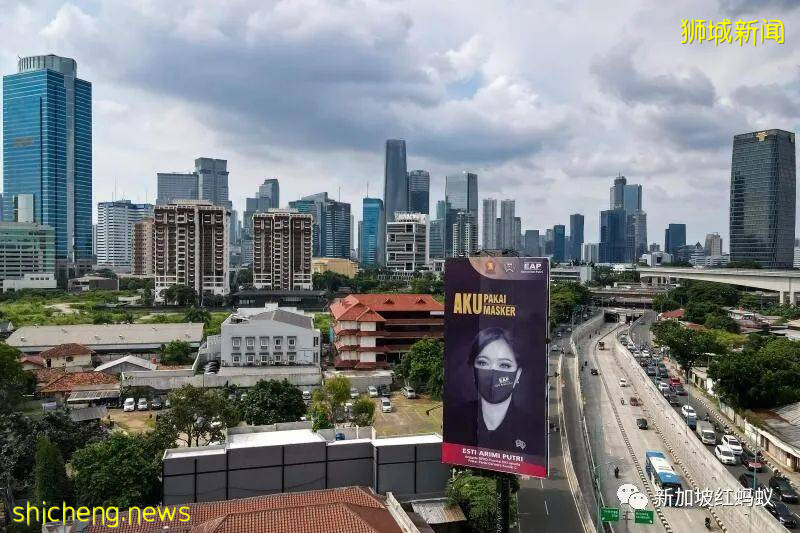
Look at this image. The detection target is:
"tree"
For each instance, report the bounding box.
[234,268,253,287]
[652,294,680,312]
[159,340,194,365]
[33,438,72,512]
[410,273,444,295]
[683,301,720,324]
[241,379,306,425]
[184,306,211,325]
[309,402,334,431]
[653,322,724,381]
[398,339,444,399]
[92,312,113,324]
[704,312,740,333]
[0,343,35,413]
[311,375,351,424]
[351,396,375,426]
[162,284,197,306]
[447,470,518,532]
[159,385,240,446]
[142,286,154,306]
[313,271,350,293]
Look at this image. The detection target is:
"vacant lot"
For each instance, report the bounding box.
[372,393,442,437]
[108,408,159,434]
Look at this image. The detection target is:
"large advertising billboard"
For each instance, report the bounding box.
[442,257,549,477]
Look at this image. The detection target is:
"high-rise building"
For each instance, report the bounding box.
[242,179,280,264]
[154,201,230,302]
[435,200,448,221]
[386,213,428,272]
[360,198,384,267]
[444,172,478,256]
[482,198,498,250]
[498,200,516,250]
[544,228,554,256]
[132,218,154,276]
[553,225,566,262]
[452,211,478,257]
[623,184,642,215]
[582,243,599,263]
[384,140,408,224]
[157,173,197,205]
[429,219,445,260]
[730,129,796,268]
[523,230,540,256]
[0,222,55,281]
[705,233,723,256]
[407,170,430,215]
[96,200,154,270]
[514,217,522,250]
[627,211,648,262]
[252,209,312,290]
[3,55,92,270]
[157,158,232,209]
[599,209,627,263]
[289,193,351,258]
[610,175,627,210]
[664,224,686,255]
[569,214,584,261]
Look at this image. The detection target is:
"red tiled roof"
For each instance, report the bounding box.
[334,357,359,369]
[85,486,402,533]
[330,294,442,322]
[354,361,390,370]
[660,309,685,320]
[32,368,67,386]
[20,355,44,367]
[38,372,118,394]
[38,343,94,359]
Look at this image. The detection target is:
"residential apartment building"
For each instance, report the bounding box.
[132,218,154,276]
[154,201,229,302]
[386,213,428,273]
[218,305,320,367]
[96,200,153,270]
[452,211,478,257]
[252,209,312,290]
[330,293,444,369]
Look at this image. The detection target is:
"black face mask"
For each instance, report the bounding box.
[475,368,517,404]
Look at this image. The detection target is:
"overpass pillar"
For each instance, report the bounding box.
[780,291,787,305]
[791,291,797,306]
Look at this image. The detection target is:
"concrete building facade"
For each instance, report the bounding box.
[386,213,428,273]
[96,200,153,270]
[252,209,313,290]
[132,218,154,276]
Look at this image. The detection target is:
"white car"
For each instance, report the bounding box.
[350,388,359,399]
[368,386,378,397]
[302,390,312,401]
[619,378,628,387]
[137,398,149,411]
[680,405,696,418]
[658,382,670,394]
[381,397,392,413]
[714,444,738,465]
[720,435,743,455]
[123,397,136,412]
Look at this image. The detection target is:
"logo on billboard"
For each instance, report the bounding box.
[503,262,515,273]
[523,261,544,273]
[485,260,496,274]
[515,439,526,450]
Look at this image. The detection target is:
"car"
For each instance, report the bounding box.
[150,397,163,410]
[137,398,149,411]
[646,366,657,377]
[551,345,560,352]
[302,390,312,401]
[629,396,641,406]
[642,349,651,357]
[680,405,696,418]
[619,378,628,387]
[377,384,390,397]
[658,382,670,394]
[402,386,417,399]
[590,368,599,375]
[368,386,378,397]
[123,397,136,412]
[668,377,681,387]
[740,449,764,472]
[636,418,648,430]
[674,384,687,396]
[349,388,359,399]
[720,435,743,455]
[666,394,680,406]
[714,445,737,465]
[165,397,171,408]
[738,472,759,489]
[557,332,562,338]
[770,476,800,504]
[380,397,392,413]
[766,498,798,528]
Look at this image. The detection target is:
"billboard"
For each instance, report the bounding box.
[442,257,549,477]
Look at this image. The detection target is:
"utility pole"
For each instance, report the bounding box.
[495,473,511,533]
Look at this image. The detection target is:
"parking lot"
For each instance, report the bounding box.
[371,392,442,437]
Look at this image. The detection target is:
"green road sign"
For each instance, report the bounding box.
[634,509,655,524]
[600,507,620,522]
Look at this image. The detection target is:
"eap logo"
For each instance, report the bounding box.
[523,262,543,273]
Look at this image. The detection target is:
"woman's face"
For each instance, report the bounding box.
[474,338,519,373]
[473,337,521,404]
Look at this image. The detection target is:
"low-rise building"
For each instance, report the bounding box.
[551,265,593,284]
[330,294,444,369]
[94,354,157,374]
[37,371,119,404]
[68,275,119,292]
[37,343,94,369]
[311,257,358,278]
[0,222,56,288]
[232,289,328,312]
[640,251,672,266]
[2,272,57,292]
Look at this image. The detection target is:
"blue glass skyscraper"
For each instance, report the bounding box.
[3,55,92,265]
[383,140,407,224]
[360,198,384,267]
[553,224,566,262]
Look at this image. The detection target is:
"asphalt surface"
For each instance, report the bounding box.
[628,312,800,529]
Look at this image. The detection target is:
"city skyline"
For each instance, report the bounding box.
[2,2,797,248]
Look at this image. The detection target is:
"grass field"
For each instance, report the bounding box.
[372,393,443,437]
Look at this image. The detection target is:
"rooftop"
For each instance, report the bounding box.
[94,355,157,372]
[7,323,204,350]
[226,305,314,330]
[39,371,119,394]
[38,343,93,359]
[331,294,443,322]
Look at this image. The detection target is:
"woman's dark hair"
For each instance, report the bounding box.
[468,327,521,368]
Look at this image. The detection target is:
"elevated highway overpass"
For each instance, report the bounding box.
[639,266,800,304]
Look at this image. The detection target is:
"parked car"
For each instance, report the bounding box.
[402,386,417,399]
[636,418,648,430]
[619,378,628,387]
[668,377,681,387]
[714,445,737,465]
[302,390,312,401]
[137,398,149,411]
[350,388,359,399]
[770,476,800,504]
[368,386,378,397]
[673,384,687,396]
[720,434,743,455]
[766,498,798,528]
[151,397,163,410]
[646,366,657,377]
[377,384,391,397]
[590,368,599,375]
[381,397,392,413]
[738,472,763,490]
[666,394,680,406]
[123,397,136,412]
[740,449,764,472]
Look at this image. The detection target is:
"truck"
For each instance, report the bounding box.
[696,421,716,445]
[598,341,605,350]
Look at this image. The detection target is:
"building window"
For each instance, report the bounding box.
[260,336,269,348]
[314,337,319,346]
[233,355,240,363]
[232,337,241,349]
[288,337,296,347]
[275,354,282,362]
[246,337,255,349]
[247,354,254,363]
[66,356,73,363]
[274,337,282,347]
[288,353,296,363]
[261,355,269,363]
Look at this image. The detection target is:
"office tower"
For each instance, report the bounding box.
[436,200,448,221]
[446,172,479,217]
[544,228,554,256]
[498,200,516,249]
[157,158,231,208]
[523,230,541,256]
[452,211,478,257]
[599,209,627,263]
[258,179,280,209]
[623,184,642,215]
[96,200,154,270]
[289,193,351,258]
[610,175,626,210]
[384,140,408,224]
[361,198,385,267]
[649,243,661,252]
[251,209,313,290]
[705,233,723,256]
[627,210,648,262]
[153,201,230,302]
[3,54,92,271]
[482,198,498,250]
[730,129,796,268]
[514,217,522,250]
[664,224,686,255]
[582,243,599,263]
[429,219,445,260]
[570,214,585,261]
[0,222,55,281]
[386,213,428,272]
[157,172,197,205]
[553,225,566,262]
[132,218,155,276]
[407,170,430,215]
[242,179,280,264]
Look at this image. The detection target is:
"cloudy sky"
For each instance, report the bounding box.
[1,0,799,249]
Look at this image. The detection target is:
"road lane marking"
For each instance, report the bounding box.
[544,500,549,516]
